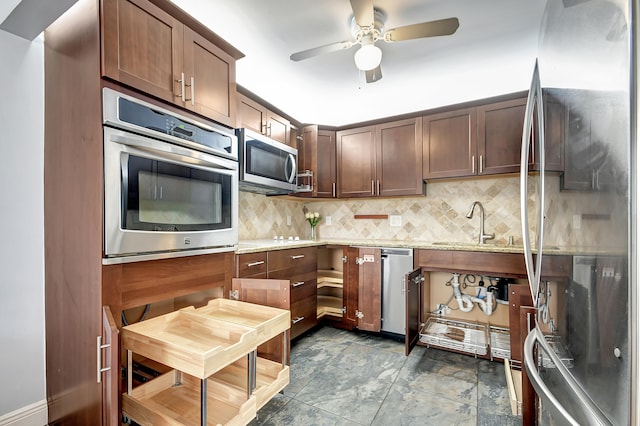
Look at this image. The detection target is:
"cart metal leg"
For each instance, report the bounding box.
[200,378,207,426]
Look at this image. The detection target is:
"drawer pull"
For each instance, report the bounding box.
[291,255,305,260]
[292,281,305,287]
[247,260,265,267]
[292,316,305,324]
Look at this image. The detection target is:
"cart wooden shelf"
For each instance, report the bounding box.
[123,370,257,426]
[122,299,290,426]
[122,307,258,379]
[195,299,290,346]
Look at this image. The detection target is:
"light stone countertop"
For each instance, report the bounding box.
[235,238,624,256]
[234,238,592,255]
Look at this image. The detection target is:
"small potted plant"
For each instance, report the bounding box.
[305,211,321,240]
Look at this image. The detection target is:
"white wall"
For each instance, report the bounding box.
[0,29,46,421]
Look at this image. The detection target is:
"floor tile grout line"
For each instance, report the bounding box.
[368,354,409,425]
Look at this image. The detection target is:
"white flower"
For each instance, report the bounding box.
[314,212,320,218]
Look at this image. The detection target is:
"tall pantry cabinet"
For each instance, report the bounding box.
[44,0,242,424]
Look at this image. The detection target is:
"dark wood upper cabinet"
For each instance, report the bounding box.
[477,98,527,175]
[297,126,337,198]
[337,118,423,198]
[423,96,565,180]
[182,27,236,125]
[376,118,424,197]
[316,130,337,198]
[102,0,237,127]
[337,125,377,198]
[237,93,292,146]
[423,108,477,179]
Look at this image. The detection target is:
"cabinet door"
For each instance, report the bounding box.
[231,278,290,363]
[422,108,477,179]
[508,283,533,365]
[337,126,376,198]
[266,111,291,146]
[237,93,267,134]
[357,247,381,332]
[317,130,337,198]
[183,27,236,126]
[404,268,423,356]
[377,118,423,196]
[297,125,317,198]
[102,0,183,104]
[477,98,526,175]
[343,247,360,329]
[102,306,120,426]
[231,278,290,310]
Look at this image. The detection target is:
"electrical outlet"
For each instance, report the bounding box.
[389,215,402,227]
[325,215,332,226]
[572,214,581,229]
[286,215,291,226]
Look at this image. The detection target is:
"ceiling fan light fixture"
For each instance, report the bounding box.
[354,43,382,71]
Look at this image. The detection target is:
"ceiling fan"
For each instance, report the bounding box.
[289,0,460,83]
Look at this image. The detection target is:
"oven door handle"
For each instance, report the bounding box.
[107,129,237,172]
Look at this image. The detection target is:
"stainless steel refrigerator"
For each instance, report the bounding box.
[519,0,638,424]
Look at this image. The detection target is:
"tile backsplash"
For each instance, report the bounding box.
[239,175,627,249]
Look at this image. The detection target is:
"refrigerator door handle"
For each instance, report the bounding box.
[519,61,545,305]
[524,328,612,426]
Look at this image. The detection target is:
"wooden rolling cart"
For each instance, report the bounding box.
[121,299,290,425]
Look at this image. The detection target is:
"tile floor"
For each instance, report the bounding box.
[251,326,520,426]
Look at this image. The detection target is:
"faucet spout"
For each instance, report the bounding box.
[466,201,495,244]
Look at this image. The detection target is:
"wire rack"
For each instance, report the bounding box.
[420,317,488,356]
[489,325,511,360]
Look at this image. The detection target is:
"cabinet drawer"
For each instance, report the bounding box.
[236,252,267,278]
[289,275,317,302]
[290,295,318,339]
[268,247,317,273]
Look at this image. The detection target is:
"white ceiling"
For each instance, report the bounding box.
[1,0,548,127]
[170,0,547,126]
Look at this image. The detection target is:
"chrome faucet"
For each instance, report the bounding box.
[466,201,495,245]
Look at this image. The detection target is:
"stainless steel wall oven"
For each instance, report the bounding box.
[102,88,239,262]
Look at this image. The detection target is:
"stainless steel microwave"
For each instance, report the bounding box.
[236,128,298,195]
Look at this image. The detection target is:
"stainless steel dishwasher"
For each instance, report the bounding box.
[380,248,414,337]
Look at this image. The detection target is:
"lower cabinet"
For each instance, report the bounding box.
[407,249,569,363]
[317,245,358,330]
[121,298,290,425]
[317,246,381,332]
[235,247,318,340]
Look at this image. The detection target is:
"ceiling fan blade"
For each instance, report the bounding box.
[290,40,355,61]
[384,17,459,43]
[350,0,374,27]
[365,66,382,83]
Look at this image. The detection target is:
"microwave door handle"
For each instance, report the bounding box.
[285,153,296,183]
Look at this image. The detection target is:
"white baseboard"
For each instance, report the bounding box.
[0,400,48,426]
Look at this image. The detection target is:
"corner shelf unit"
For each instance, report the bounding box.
[121,299,290,426]
[317,269,343,320]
